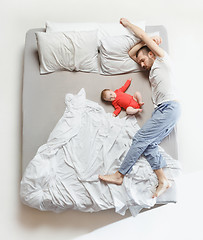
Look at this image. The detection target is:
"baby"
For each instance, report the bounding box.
[101,78,144,117]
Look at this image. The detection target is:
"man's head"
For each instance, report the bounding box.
[101,89,116,102]
[136,46,156,70]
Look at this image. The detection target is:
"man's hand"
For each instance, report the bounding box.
[152,36,162,45]
[120,18,130,28]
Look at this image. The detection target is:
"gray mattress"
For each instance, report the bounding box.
[22,25,178,173]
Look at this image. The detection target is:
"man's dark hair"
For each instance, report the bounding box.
[136,46,151,58]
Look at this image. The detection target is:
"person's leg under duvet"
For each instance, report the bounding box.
[99,101,181,198]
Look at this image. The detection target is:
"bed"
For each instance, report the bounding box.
[20,22,180,216]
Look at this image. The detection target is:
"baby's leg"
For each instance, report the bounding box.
[134,92,144,106]
[126,107,142,115]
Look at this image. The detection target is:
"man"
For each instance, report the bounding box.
[99,18,181,198]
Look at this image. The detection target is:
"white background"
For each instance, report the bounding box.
[1,0,203,239]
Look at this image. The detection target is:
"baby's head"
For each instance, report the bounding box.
[101,89,116,102]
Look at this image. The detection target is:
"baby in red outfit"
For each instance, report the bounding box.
[101,79,144,117]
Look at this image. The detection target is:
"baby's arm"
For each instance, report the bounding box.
[119,79,132,93]
[112,102,121,116]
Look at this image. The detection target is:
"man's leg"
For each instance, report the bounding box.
[143,143,170,198]
[152,168,171,198]
[99,107,166,184]
[142,101,181,197]
[119,101,179,175]
[99,101,180,196]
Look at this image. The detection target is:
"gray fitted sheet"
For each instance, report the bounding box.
[22,25,177,173]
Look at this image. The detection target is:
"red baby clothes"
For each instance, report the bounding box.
[112,79,140,116]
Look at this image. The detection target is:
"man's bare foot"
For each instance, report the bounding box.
[99,171,124,185]
[152,180,172,198]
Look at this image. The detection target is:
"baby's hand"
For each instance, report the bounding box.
[129,78,132,81]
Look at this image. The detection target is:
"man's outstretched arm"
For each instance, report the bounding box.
[120,18,164,58]
[128,41,146,63]
[128,37,162,63]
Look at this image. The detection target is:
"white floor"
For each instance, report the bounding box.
[1,0,203,239]
[74,171,203,240]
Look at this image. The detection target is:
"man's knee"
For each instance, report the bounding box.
[143,142,158,157]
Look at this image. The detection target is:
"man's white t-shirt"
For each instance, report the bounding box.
[149,51,176,107]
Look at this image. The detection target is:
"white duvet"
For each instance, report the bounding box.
[20,89,181,216]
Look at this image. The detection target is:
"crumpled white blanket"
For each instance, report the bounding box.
[20,88,181,216]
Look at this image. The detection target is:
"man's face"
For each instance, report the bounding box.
[137,51,155,70]
[104,90,116,101]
